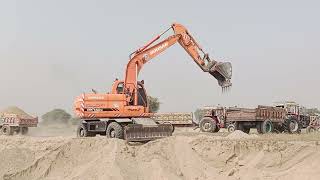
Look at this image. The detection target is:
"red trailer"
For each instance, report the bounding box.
[0,113,38,135]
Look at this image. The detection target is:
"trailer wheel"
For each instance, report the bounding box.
[21,127,28,135]
[2,125,13,136]
[200,117,216,133]
[107,122,124,139]
[260,120,273,134]
[227,124,235,132]
[306,126,316,133]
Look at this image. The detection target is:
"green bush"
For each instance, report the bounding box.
[148,96,160,113]
[41,109,72,125]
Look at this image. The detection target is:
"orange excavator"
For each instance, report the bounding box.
[74,23,232,141]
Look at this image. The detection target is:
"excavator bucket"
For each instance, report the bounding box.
[124,118,174,142]
[209,62,232,90]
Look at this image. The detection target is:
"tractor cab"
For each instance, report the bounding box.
[275,101,300,115]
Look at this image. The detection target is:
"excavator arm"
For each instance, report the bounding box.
[124,23,232,100]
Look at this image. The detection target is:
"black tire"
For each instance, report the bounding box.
[2,125,13,136]
[227,124,235,132]
[21,127,28,135]
[107,122,124,139]
[199,117,216,133]
[260,120,273,134]
[284,118,301,134]
[306,126,316,133]
[77,123,88,137]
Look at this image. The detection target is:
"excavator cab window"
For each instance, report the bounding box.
[116,83,124,94]
[137,84,147,107]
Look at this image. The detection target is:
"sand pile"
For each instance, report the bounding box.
[0,106,34,119]
[1,134,320,180]
[225,130,259,140]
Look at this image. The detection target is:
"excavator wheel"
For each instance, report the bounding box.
[106,122,124,139]
[77,124,91,137]
[77,123,96,137]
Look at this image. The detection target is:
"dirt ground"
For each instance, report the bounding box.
[1,128,320,180]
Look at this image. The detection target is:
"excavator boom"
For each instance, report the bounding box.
[124,23,232,97]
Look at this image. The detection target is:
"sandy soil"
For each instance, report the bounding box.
[1,129,320,180]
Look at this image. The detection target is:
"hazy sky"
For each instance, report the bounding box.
[1,0,319,116]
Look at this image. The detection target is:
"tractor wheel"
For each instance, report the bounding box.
[21,127,28,135]
[306,126,316,133]
[107,122,124,139]
[260,120,273,134]
[199,117,216,133]
[284,118,301,134]
[227,124,235,132]
[2,125,13,136]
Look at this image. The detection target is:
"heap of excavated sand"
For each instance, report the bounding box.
[226,130,251,139]
[1,135,320,180]
[0,106,34,119]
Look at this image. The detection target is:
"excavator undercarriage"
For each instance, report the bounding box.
[77,118,173,142]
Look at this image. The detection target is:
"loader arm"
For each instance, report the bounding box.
[124,23,232,101]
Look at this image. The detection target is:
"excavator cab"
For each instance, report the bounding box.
[124,81,174,142]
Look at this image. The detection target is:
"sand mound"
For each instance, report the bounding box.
[226,130,260,140]
[0,106,34,119]
[1,134,320,180]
